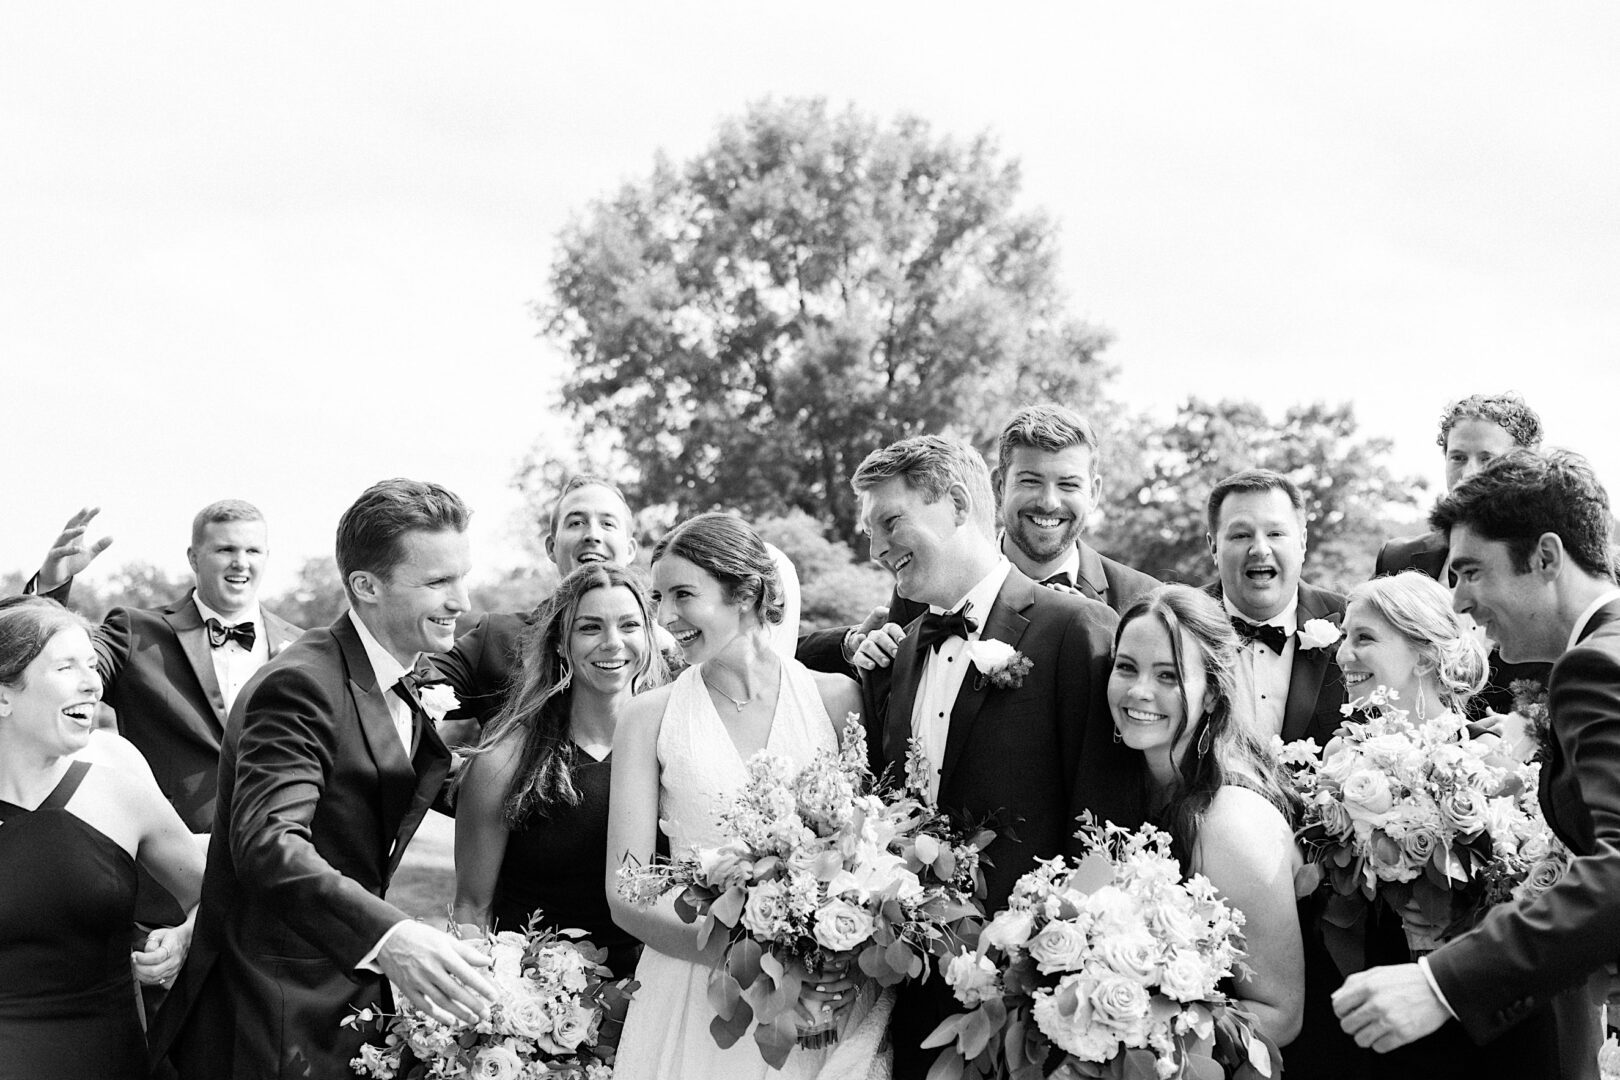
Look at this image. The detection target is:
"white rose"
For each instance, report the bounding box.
[1031,977,1117,1062]
[1298,618,1341,651]
[739,879,793,941]
[813,898,877,952]
[418,683,460,721]
[982,908,1037,951]
[552,1004,597,1051]
[966,639,1016,671]
[1027,919,1090,974]
[469,1042,523,1080]
[1158,949,1219,1002]
[944,951,1002,1007]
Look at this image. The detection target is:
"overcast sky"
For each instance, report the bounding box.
[5,3,1616,593]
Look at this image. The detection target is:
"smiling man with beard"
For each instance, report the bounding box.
[798,404,1160,674]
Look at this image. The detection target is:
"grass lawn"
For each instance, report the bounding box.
[386,809,457,922]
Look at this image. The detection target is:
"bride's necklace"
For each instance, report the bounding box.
[703,672,755,713]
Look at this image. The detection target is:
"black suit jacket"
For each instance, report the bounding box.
[1424,598,1619,1070]
[864,567,1146,1079]
[433,609,532,725]
[796,539,1160,675]
[1203,580,1348,745]
[1375,530,1450,581]
[152,614,451,1080]
[94,591,302,831]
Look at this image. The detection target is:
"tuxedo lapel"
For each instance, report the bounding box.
[166,593,228,727]
[1282,586,1335,743]
[883,625,924,770]
[1073,542,1108,605]
[938,575,1034,795]
[334,619,415,831]
[390,719,451,879]
[264,609,302,657]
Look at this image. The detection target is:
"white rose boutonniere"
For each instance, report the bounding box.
[966,639,1033,690]
[418,683,460,721]
[1297,618,1342,652]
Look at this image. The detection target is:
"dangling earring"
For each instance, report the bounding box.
[1415,682,1428,721]
[1112,725,1122,744]
[1196,720,1213,759]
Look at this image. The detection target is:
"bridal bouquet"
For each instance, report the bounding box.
[925,817,1277,1080]
[616,714,992,1069]
[344,918,635,1080]
[1279,688,1553,955]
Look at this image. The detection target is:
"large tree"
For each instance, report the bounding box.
[1094,398,1426,592]
[539,97,1112,546]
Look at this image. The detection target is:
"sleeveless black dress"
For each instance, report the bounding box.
[490,745,640,978]
[0,761,144,1080]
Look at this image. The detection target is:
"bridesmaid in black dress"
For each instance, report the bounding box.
[0,597,204,1080]
[453,565,665,977]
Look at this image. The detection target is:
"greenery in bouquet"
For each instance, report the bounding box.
[615,714,993,1068]
[344,916,636,1080]
[1508,678,1553,763]
[1277,687,1549,958]
[924,817,1277,1080]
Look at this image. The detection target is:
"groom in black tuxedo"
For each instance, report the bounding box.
[851,434,1144,1079]
[1337,449,1613,1076]
[153,480,496,1079]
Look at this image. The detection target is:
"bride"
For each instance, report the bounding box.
[606,512,887,1079]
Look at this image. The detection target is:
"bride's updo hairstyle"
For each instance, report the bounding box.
[0,596,91,688]
[1348,572,1487,711]
[651,512,785,627]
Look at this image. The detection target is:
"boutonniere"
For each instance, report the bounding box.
[967,639,1032,690]
[418,683,460,722]
[1297,618,1342,652]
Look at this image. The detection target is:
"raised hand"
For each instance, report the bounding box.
[38,506,114,592]
[375,920,497,1027]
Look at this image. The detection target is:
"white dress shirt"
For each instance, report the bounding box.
[192,595,269,717]
[348,610,417,753]
[912,558,1012,803]
[1223,594,1298,741]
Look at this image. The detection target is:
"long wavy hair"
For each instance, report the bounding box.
[1114,584,1297,870]
[462,564,665,826]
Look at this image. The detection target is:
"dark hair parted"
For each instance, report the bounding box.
[462,565,665,825]
[651,512,785,626]
[1430,449,1615,580]
[335,479,471,599]
[0,596,93,688]
[1435,393,1543,452]
[190,499,265,548]
[1206,468,1305,536]
[996,404,1101,479]
[1114,584,1297,871]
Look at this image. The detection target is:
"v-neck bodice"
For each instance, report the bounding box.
[654,658,835,858]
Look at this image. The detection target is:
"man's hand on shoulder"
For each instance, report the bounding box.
[37,506,114,593]
[376,921,497,1027]
[845,607,905,671]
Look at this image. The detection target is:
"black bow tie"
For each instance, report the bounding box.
[1040,572,1074,590]
[1231,618,1289,655]
[391,668,436,715]
[204,618,256,651]
[917,606,978,653]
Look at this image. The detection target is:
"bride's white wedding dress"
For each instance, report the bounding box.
[614,659,891,1080]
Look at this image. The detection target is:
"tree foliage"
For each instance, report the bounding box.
[1095,398,1427,592]
[539,97,1113,547]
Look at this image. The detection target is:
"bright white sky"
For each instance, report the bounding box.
[5,3,1617,593]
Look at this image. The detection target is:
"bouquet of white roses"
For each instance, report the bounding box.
[344,917,635,1080]
[1280,687,1555,956]
[616,714,992,1069]
[925,817,1277,1080]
